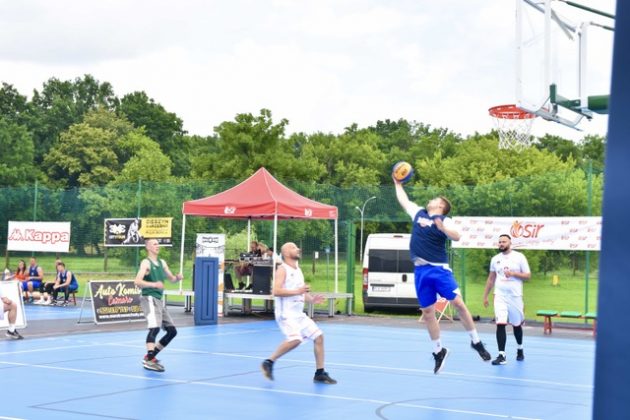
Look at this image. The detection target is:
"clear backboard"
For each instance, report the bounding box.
[515,0,615,129]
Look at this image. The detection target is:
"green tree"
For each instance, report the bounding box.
[0,117,38,186]
[118,92,190,176]
[0,83,29,125]
[25,75,118,163]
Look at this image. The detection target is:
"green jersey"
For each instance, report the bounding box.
[142,258,167,299]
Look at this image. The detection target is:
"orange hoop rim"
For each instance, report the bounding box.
[488,104,535,120]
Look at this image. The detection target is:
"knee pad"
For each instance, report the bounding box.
[164,326,177,339]
[146,327,160,343]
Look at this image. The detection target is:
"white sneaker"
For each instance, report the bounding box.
[41,300,51,306]
[34,298,45,305]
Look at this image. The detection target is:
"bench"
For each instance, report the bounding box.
[223,291,354,318]
[305,292,354,318]
[536,310,597,336]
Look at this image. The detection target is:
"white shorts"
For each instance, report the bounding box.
[140,296,175,329]
[494,294,524,326]
[276,313,322,343]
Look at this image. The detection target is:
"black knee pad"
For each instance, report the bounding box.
[146,327,160,343]
[164,325,177,339]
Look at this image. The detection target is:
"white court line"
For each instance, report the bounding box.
[211,352,593,390]
[0,416,27,420]
[0,360,542,420]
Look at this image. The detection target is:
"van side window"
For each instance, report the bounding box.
[368,250,397,272]
[369,249,414,273]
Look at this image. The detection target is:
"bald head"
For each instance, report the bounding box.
[280,242,301,262]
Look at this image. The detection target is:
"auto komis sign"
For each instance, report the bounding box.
[6,221,71,252]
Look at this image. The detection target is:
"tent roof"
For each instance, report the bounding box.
[182,167,338,220]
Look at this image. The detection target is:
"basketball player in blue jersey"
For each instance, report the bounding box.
[261,242,337,384]
[394,179,491,374]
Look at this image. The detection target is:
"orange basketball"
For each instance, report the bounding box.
[392,161,414,183]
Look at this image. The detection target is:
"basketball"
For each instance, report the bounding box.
[392,161,414,183]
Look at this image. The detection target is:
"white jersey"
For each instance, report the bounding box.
[274,263,305,319]
[489,250,530,297]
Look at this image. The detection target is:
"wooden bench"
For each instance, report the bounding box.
[536,310,597,336]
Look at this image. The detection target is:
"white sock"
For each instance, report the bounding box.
[432,339,442,354]
[8,324,15,333]
[517,344,524,350]
[499,351,506,357]
[468,330,480,344]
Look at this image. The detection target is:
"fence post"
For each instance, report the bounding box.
[346,220,356,313]
[135,179,142,268]
[585,160,593,317]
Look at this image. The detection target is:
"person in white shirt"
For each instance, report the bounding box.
[1,286,24,339]
[260,242,337,384]
[483,234,531,365]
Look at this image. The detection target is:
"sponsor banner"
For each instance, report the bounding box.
[451,217,601,251]
[196,234,225,316]
[88,280,145,324]
[7,221,71,252]
[104,218,172,247]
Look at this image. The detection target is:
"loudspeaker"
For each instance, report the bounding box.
[252,265,272,295]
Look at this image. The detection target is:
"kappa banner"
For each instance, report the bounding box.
[104,218,172,247]
[7,221,71,252]
[451,217,602,251]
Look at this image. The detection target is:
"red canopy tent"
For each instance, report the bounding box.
[179,168,340,290]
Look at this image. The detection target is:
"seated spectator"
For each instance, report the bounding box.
[35,258,61,305]
[23,258,44,303]
[1,286,24,339]
[4,260,27,284]
[40,262,78,306]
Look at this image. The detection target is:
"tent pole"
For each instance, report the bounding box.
[179,214,187,293]
[334,218,339,293]
[247,217,251,247]
[273,214,278,283]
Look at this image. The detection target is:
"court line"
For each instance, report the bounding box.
[0,360,543,420]
[0,416,27,420]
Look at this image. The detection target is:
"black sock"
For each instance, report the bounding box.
[315,368,324,375]
[265,359,274,365]
[154,346,162,356]
[146,350,156,360]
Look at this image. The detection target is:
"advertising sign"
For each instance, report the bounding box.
[104,218,172,247]
[88,280,145,324]
[7,221,71,252]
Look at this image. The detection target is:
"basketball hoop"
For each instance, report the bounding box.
[488,104,536,151]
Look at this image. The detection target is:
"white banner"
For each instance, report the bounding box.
[451,217,601,251]
[196,233,225,316]
[7,221,71,252]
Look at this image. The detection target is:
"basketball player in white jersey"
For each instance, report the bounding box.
[261,242,337,384]
[483,234,530,365]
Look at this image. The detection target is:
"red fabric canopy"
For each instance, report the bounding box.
[182,168,338,220]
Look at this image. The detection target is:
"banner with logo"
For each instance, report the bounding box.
[451,217,601,251]
[196,234,225,316]
[88,280,145,324]
[104,218,172,247]
[7,221,71,252]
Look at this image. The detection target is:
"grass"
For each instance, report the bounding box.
[7,254,598,323]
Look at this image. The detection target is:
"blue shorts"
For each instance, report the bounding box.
[414,265,460,308]
[22,280,41,291]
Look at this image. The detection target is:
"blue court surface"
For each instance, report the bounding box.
[0,317,593,420]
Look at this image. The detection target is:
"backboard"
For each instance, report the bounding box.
[515,0,615,129]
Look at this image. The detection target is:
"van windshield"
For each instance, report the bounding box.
[368,249,414,273]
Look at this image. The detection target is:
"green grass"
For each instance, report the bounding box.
[7,254,598,322]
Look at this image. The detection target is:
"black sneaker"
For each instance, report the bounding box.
[492,354,507,365]
[313,371,337,384]
[432,347,449,374]
[471,341,492,361]
[6,330,24,340]
[516,349,525,361]
[142,357,164,372]
[261,359,274,380]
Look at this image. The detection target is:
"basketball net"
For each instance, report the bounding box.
[488,104,536,151]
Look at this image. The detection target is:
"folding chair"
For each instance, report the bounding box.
[419,297,454,323]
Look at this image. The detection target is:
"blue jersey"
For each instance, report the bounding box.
[58,270,78,290]
[28,265,40,279]
[410,209,449,264]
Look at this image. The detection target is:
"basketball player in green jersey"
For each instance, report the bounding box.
[134,239,183,372]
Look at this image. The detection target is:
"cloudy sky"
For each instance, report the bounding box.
[0,0,617,141]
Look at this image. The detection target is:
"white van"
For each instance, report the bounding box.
[362,233,418,311]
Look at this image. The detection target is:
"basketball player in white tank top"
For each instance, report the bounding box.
[261,242,337,384]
